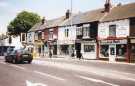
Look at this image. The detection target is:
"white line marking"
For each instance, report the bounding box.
[26,80,47,86]
[77,75,119,86]
[0,62,6,64]
[34,70,65,81]
[9,64,26,70]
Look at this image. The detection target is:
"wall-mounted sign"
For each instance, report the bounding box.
[131,39,135,43]
[100,39,127,44]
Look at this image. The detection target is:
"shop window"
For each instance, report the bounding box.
[109,25,116,37]
[100,45,109,57]
[84,45,95,52]
[131,45,135,53]
[116,44,126,57]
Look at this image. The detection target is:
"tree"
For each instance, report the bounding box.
[7,11,41,36]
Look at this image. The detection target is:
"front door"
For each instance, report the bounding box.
[109,44,116,62]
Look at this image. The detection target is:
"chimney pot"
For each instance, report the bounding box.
[42,17,46,24]
[104,0,111,12]
[65,9,71,19]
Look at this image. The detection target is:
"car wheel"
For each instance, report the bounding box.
[28,60,32,64]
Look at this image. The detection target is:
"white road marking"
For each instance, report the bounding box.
[26,80,47,86]
[9,64,26,70]
[0,61,6,64]
[34,70,65,81]
[77,75,119,86]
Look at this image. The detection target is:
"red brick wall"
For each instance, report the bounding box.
[44,29,49,41]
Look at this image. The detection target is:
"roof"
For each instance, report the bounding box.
[29,22,45,32]
[46,16,65,28]
[29,2,135,31]
[101,2,135,22]
[29,16,66,32]
[60,8,106,26]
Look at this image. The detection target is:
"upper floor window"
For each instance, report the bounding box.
[28,33,32,42]
[76,26,82,36]
[65,29,69,37]
[21,33,26,42]
[38,31,42,40]
[83,24,90,38]
[41,32,44,39]
[109,25,116,37]
[34,32,38,41]
[49,29,53,40]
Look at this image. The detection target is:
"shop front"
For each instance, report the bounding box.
[99,39,127,62]
[81,40,97,59]
[57,40,75,57]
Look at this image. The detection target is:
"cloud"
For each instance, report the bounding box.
[0,1,9,7]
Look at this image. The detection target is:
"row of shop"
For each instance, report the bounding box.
[28,37,135,62]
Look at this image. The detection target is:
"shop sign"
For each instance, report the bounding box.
[82,40,96,44]
[100,39,127,44]
[131,39,135,43]
[58,40,75,45]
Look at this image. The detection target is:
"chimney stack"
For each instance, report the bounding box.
[104,0,111,12]
[42,17,46,24]
[65,9,71,19]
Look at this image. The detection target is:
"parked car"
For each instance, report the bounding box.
[5,49,33,64]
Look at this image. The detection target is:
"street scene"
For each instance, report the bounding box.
[0,0,135,86]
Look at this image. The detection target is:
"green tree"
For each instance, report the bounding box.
[7,11,41,36]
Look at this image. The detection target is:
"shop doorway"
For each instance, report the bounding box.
[109,45,116,62]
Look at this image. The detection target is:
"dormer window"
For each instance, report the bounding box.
[83,24,90,39]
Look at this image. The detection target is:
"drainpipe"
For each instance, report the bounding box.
[126,36,130,63]
[96,36,100,59]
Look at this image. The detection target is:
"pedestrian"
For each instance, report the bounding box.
[49,50,52,58]
[78,52,83,60]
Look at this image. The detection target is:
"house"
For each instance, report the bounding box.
[27,10,70,58]
[26,18,46,58]
[98,2,135,62]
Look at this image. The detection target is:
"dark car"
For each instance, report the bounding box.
[5,49,33,64]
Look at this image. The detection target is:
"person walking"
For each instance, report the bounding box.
[49,50,52,58]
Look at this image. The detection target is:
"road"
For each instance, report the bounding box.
[0,57,135,86]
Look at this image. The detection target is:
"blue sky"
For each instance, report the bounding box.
[0,0,135,33]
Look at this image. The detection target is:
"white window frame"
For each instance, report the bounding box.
[76,26,82,36]
[109,25,116,37]
[83,24,90,39]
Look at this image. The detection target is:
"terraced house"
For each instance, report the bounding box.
[26,10,71,58]
[98,2,135,62]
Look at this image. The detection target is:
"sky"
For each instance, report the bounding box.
[0,0,135,34]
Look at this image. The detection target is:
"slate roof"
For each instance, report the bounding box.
[28,16,66,32]
[101,2,135,22]
[60,8,106,26]
[29,2,135,32]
